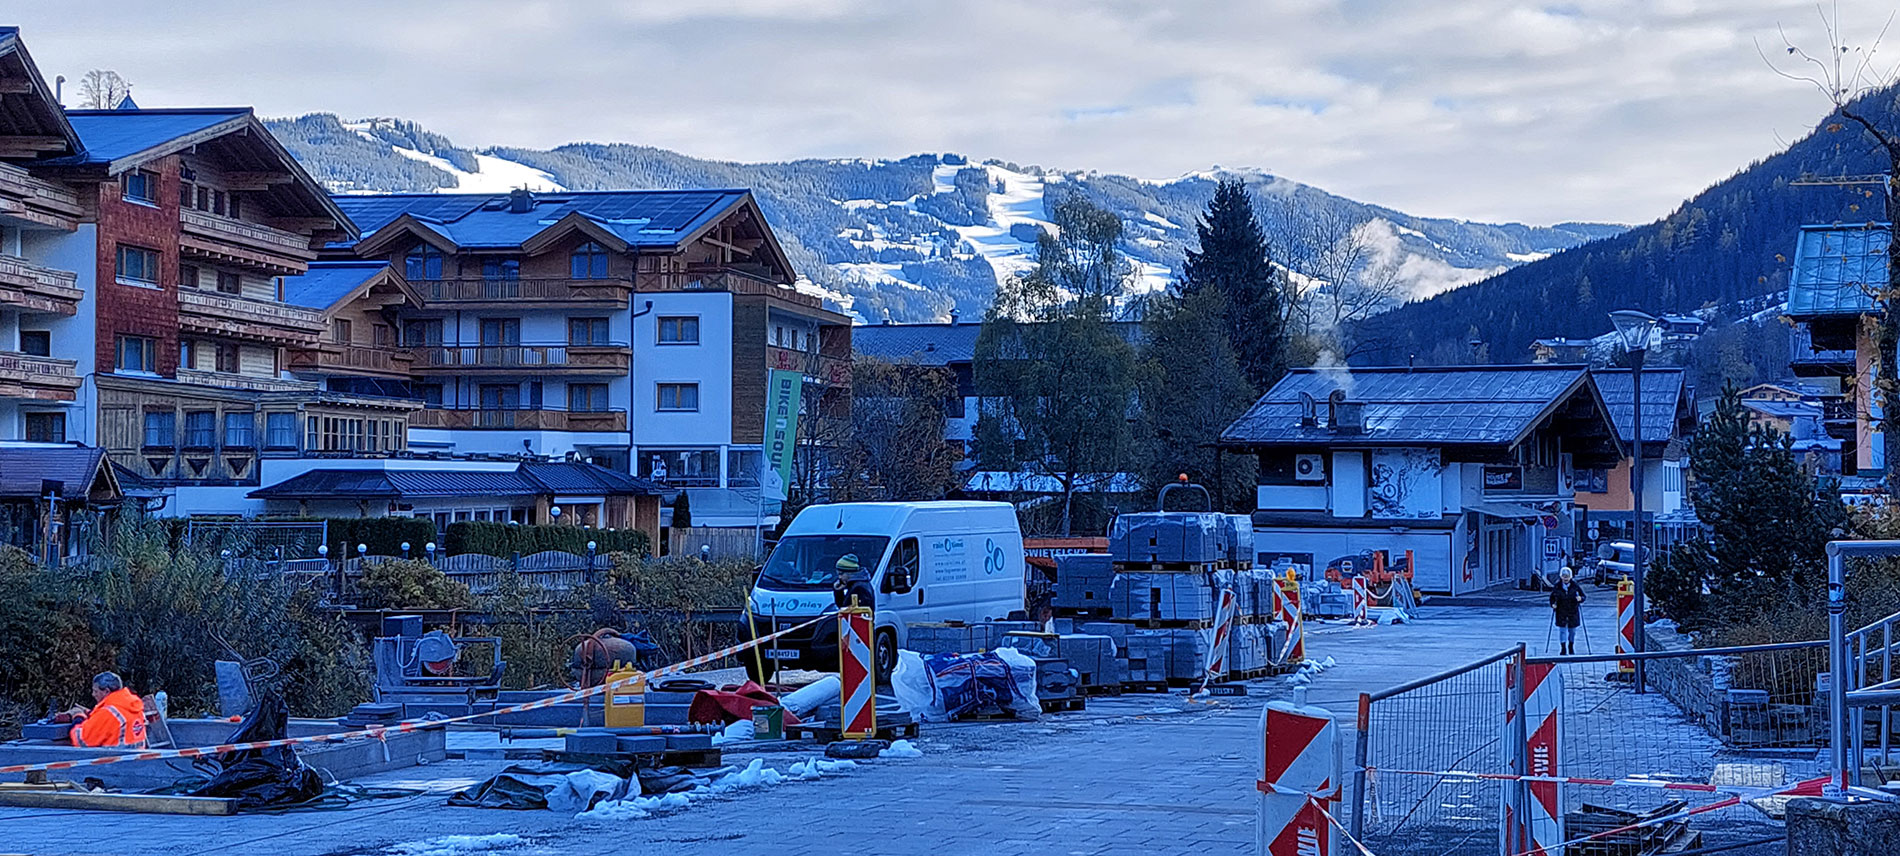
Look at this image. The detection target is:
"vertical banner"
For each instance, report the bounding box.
[763,368,805,502]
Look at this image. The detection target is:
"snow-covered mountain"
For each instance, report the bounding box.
[267,114,1624,322]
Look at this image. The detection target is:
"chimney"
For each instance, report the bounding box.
[1298,392,1318,427]
[950,309,961,325]
[1327,389,1363,434]
[507,187,535,213]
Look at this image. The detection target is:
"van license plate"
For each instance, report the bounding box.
[764,648,799,660]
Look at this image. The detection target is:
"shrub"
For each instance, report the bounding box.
[0,546,115,736]
[444,522,648,558]
[316,517,439,559]
[356,559,473,610]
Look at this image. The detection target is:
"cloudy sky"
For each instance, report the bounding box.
[12,1,1899,225]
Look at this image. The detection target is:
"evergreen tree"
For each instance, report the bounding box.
[974,196,1139,536]
[1181,179,1284,392]
[1133,286,1258,511]
[670,492,692,529]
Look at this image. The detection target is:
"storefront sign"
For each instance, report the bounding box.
[1481,465,1522,492]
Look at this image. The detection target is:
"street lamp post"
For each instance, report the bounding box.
[1610,309,1659,694]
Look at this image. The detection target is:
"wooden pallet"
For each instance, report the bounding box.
[1078,683,1124,697]
[1122,681,1173,694]
[1041,697,1086,713]
[1113,562,1218,573]
[1112,617,1214,629]
[788,720,921,743]
[1053,606,1114,619]
[546,747,723,768]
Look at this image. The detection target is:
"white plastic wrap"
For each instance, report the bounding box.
[890,649,946,722]
[779,675,840,719]
[991,647,1042,719]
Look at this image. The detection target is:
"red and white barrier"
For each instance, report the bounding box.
[1615,578,1636,674]
[1274,578,1306,664]
[1350,576,1370,625]
[1501,660,1564,856]
[1204,587,1239,684]
[839,604,876,740]
[1257,699,1341,856]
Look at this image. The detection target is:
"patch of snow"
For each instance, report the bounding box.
[709,758,786,792]
[788,756,859,780]
[1129,259,1173,295]
[938,163,1058,284]
[382,834,533,856]
[880,739,925,759]
[1394,224,1428,240]
[1505,251,1551,263]
[383,144,565,194]
[1143,211,1181,229]
[840,199,887,211]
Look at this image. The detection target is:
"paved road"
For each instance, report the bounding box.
[0,588,1782,856]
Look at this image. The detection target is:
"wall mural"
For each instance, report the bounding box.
[1369,447,1442,520]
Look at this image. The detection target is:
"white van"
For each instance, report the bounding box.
[747,501,1026,676]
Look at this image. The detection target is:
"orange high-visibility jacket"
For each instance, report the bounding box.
[69,688,147,748]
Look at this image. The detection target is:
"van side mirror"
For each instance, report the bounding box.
[881,572,898,594]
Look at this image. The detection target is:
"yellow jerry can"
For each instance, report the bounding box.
[604,667,647,727]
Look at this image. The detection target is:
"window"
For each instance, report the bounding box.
[886,537,920,594]
[216,270,242,295]
[568,383,609,412]
[115,245,160,286]
[227,192,241,220]
[479,318,521,346]
[211,190,226,216]
[143,411,176,447]
[403,319,443,347]
[658,316,699,344]
[482,257,520,280]
[19,331,49,357]
[774,325,784,346]
[404,243,446,280]
[265,412,298,449]
[570,241,608,279]
[417,383,444,407]
[122,169,157,204]
[179,339,196,369]
[116,335,157,373]
[24,412,64,443]
[179,264,199,289]
[791,329,800,350]
[372,323,394,346]
[568,317,610,346]
[306,415,319,452]
[657,383,699,411]
[179,181,194,208]
[215,342,238,374]
[184,411,216,448]
[224,412,256,448]
[196,186,208,211]
[479,384,521,410]
[333,318,353,345]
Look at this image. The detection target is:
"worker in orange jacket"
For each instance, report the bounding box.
[64,672,147,748]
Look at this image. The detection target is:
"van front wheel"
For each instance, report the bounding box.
[875,629,898,681]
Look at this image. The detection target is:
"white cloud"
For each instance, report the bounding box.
[11,0,1897,225]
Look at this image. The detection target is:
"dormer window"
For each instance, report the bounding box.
[405,243,446,280]
[122,169,158,205]
[570,242,608,279]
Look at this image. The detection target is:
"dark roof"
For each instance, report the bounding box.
[280,261,390,310]
[1221,364,1596,448]
[47,108,249,166]
[250,462,661,500]
[1786,223,1891,317]
[0,446,118,499]
[0,28,80,155]
[852,321,1144,366]
[332,190,756,252]
[1588,368,1687,446]
[1741,399,1823,420]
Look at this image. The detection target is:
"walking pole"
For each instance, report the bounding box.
[1543,611,1554,655]
[1580,613,1594,655]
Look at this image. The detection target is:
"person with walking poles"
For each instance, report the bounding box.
[1549,566,1588,655]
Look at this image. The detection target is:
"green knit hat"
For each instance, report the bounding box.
[836,554,861,573]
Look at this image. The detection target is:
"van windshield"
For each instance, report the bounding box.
[758,535,892,591]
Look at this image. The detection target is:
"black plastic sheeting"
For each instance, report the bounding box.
[924,652,1017,719]
[184,693,323,809]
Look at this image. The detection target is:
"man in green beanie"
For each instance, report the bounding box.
[833,553,875,611]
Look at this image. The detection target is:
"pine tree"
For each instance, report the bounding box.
[1133,286,1258,510]
[1181,179,1284,393]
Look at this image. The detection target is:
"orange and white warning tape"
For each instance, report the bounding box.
[1369,766,1785,795]
[1503,774,1829,856]
[0,612,834,777]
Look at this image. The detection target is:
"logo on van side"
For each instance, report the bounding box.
[983,538,1006,575]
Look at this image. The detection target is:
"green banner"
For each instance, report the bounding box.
[763,368,804,502]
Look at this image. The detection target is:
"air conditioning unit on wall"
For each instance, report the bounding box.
[1295,453,1325,481]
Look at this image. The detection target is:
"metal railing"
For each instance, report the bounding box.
[408,406,627,432]
[409,343,630,371]
[1828,540,1900,799]
[410,277,632,304]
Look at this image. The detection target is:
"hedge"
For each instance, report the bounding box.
[313,517,440,559]
[443,522,650,558]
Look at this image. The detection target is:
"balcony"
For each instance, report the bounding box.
[177,288,326,347]
[409,343,631,374]
[0,351,79,401]
[176,368,320,393]
[288,344,415,379]
[409,407,627,432]
[411,277,633,308]
[767,345,851,386]
[0,254,81,316]
[0,162,81,231]
[179,208,317,274]
[637,269,820,309]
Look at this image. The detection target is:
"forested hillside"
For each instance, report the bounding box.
[1355,87,1900,366]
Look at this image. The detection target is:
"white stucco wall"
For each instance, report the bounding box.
[632,292,734,447]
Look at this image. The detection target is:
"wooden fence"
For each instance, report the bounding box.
[664,527,761,561]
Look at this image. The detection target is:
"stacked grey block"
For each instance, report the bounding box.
[1228,625,1268,674]
[1055,634,1114,688]
[1054,553,1115,612]
[1111,572,1215,622]
[1221,514,1255,566]
[1076,622,1132,688]
[1124,630,1172,684]
[1108,512,1223,564]
[905,623,994,655]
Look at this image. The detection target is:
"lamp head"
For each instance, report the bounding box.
[1608,310,1659,355]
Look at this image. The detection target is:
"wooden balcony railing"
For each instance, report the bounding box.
[176,368,320,393]
[0,162,81,231]
[636,269,820,308]
[0,253,81,316]
[179,208,317,268]
[408,407,628,432]
[288,345,415,376]
[0,351,80,400]
[409,343,631,373]
[411,277,633,306]
[177,288,326,345]
[1823,398,1857,423]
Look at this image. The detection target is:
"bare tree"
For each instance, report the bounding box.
[77,70,133,110]
[1763,7,1900,481]
[1271,209,1406,359]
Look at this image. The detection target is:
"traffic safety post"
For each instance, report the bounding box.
[1616,577,1636,675]
[1203,586,1239,685]
[1350,575,1370,626]
[1501,658,1564,855]
[1257,699,1341,856]
[1274,574,1306,663]
[838,599,877,740]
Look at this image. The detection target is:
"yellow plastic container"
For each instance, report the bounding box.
[604,667,646,727]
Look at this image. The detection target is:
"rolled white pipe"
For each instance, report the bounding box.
[779,675,841,718]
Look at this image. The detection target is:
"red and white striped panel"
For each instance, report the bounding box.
[1205,588,1238,682]
[1616,579,1636,673]
[839,608,876,739]
[1274,580,1305,663]
[1501,660,1564,855]
[1257,701,1339,856]
[1350,576,1369,624]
